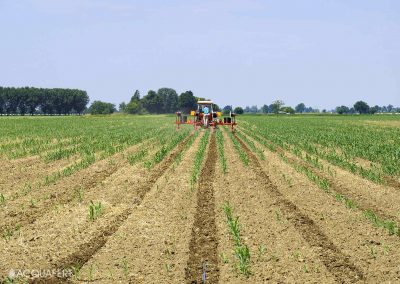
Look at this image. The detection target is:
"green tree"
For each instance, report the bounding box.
[212,104,221,112]
[0,88,4,114]
[73,91,89,114]
[272,100,284,114]
[281,106,295,114]
[336,105,349,114]
[158,88,178,113]
[223,105,232,115]
[178,91,197,113]
[125,100,143,114]
[369,106,377,114]
[234,107,244,114]
[295,103,306,113]
[131,90,141,102]
[142,90,162,113]
[119,102,127,112]
[354,101,370,114]
[88,101,116,115]
[261,104,269,113]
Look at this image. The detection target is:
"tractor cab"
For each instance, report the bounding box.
[191,101,218,118]
[195,101,213,115]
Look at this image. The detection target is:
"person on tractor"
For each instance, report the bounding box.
[203,105,209,127]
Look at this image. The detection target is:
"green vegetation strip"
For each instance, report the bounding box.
[236,130,265,160]
[223,201,251,277]
[174,130,199,165]
[225,128,249,166]
[143,129,190,169]
[190,130,210,188]
[216,130,227,174]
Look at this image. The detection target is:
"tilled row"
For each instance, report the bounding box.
[185,133,219,283]
[70,131,203,283]
[6,133,194,283]
[242,128,400,232]
[234,133,364,283]
[46,134,193,282]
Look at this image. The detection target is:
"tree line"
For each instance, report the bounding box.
[117,88,202,115]
[92,91,400,115]
[90,88,212,115]
[241,101,317,114]
[0,87,89,115]
[3,86,396,116]
[240,100,400,115]
[335,101,400,114]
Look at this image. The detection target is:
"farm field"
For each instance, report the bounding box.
[1,114,400,283]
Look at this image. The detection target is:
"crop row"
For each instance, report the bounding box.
[237,128,400,238]
[241,116,400,181]
[225,128,249,166]
[190,130,210,189]
[216,129,227,174]
[223,201,251,277]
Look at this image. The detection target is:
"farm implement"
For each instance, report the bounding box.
[175,100,237,131]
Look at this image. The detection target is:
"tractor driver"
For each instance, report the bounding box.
[203,105,210,126]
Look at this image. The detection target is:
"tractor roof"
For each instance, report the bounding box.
[197,100,213,105]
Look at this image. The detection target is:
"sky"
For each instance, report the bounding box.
[0,0,399,110]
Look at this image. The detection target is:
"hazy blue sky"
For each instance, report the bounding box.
[1,0,399,109]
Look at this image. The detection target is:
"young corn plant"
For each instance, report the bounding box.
[75,186,84,203]
[223,201,251,277]
[89,201,103,221]
[363,210,400,236]
[0,193,5,205]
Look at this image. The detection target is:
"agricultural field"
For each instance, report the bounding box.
[1,114,400,283]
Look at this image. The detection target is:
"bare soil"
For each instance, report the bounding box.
[186,133,219,283]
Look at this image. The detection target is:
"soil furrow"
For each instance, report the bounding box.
[185,133,219,284]
[0,161,120,233]
[28,133,193,283]
[241,128,400,225]
[235,133,364,283]
[0,137,157,233]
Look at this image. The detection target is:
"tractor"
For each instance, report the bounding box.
[175,100,237,131]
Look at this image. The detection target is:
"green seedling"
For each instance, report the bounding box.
[223,201,251,277]
[258,244,266,258]
[89,201,103,221]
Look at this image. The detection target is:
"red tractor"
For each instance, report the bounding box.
[175,100,237,131]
